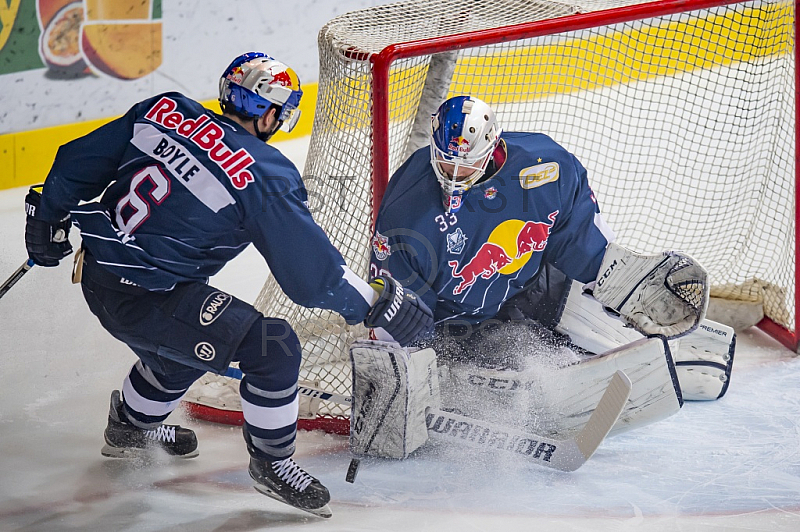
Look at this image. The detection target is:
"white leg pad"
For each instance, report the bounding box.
[349,340,440,459]
[671,320,735,400]
[547,337,682,436]
[439,336,681,438]
[556,280,641,355]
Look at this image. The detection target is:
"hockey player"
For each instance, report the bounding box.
[370,95,707,349]
[351,96,733,457]
[23,52,432,518]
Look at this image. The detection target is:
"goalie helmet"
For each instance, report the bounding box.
[430,96,502,212]
[219,52,303,134]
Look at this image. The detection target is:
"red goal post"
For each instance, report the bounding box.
[183,0,797,432]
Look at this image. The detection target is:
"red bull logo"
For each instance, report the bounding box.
[228,66,245,85]
[448,136,470,154]
[449,243,513,295]
[448,211,559,295]
[515,211,558,258]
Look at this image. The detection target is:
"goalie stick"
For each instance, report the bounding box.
[427,370,631,472]
[0,259,34,301]
[222,366,632,474]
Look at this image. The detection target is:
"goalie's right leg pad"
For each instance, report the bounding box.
[556,281,735,401]
[671,320,735,400]
[349,340,440,459]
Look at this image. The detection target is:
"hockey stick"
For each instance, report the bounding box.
[426,370,631,472]
[0,259,34,301]
[224,366,632,472]
[223,366,353,405]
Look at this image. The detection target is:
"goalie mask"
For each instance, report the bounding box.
[430,96,502,213]
[219,52,303,140]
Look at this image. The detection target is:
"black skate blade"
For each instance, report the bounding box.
[252,484,332,518]
[100,444,199,460]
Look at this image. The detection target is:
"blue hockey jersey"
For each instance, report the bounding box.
[370,132,614,325]
[39,92,374,324]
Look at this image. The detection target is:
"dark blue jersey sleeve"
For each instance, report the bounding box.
[541,153,612,283]
[370,151,441,315]
[371,217,439,316]
[246,181,375,324]
[38,102,144,223]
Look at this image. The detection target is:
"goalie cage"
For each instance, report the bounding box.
[182,0,798,434]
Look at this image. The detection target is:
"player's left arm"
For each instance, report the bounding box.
[25,103,143,266]
[38,102,145,223]
[541,154,614,283]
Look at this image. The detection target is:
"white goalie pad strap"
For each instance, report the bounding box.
[349,340,440,459]
[439,336,681,439]
[589,243,709,339]
[671,320,735,400]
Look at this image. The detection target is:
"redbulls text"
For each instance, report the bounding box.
[145,97,255,190]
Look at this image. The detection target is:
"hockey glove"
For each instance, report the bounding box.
[587,243,709,339]
[364,275,433,346]
[25,184,73,267]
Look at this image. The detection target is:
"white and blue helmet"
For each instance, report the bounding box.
[219,52,303,135]
[430,96,502,212]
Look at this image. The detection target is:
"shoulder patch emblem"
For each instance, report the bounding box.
[446,227,468,255]
[372,232,392,260]
[519,161,560,189]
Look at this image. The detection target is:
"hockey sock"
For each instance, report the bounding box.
[121,360,201,428]
[236,318,303,461]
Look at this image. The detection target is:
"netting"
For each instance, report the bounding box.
[185,0,796,428]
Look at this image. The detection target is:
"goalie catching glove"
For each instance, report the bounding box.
[25,184,73,267]
[587,243,709,339]
[364,275,433,346]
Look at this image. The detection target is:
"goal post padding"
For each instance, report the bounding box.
[183,0,797,430]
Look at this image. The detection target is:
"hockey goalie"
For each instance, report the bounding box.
[350,95,735,466]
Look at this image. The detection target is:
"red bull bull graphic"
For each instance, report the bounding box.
[515,211,558,258]
[448,211,558,295]
[449,243,513,295]
[268,65,300,89]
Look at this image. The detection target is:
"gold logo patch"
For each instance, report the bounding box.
[519,162,560,189]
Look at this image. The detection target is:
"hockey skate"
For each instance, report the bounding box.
[101,390,199,459]
[249,457,332,518]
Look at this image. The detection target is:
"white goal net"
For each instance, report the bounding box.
[184,0,796,431]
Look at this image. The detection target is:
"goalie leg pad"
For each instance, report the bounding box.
[349,340,440,459]
[671,320,735,400]
[557,282,735,401]
[439,336,681,438]
[556,280,642,356]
